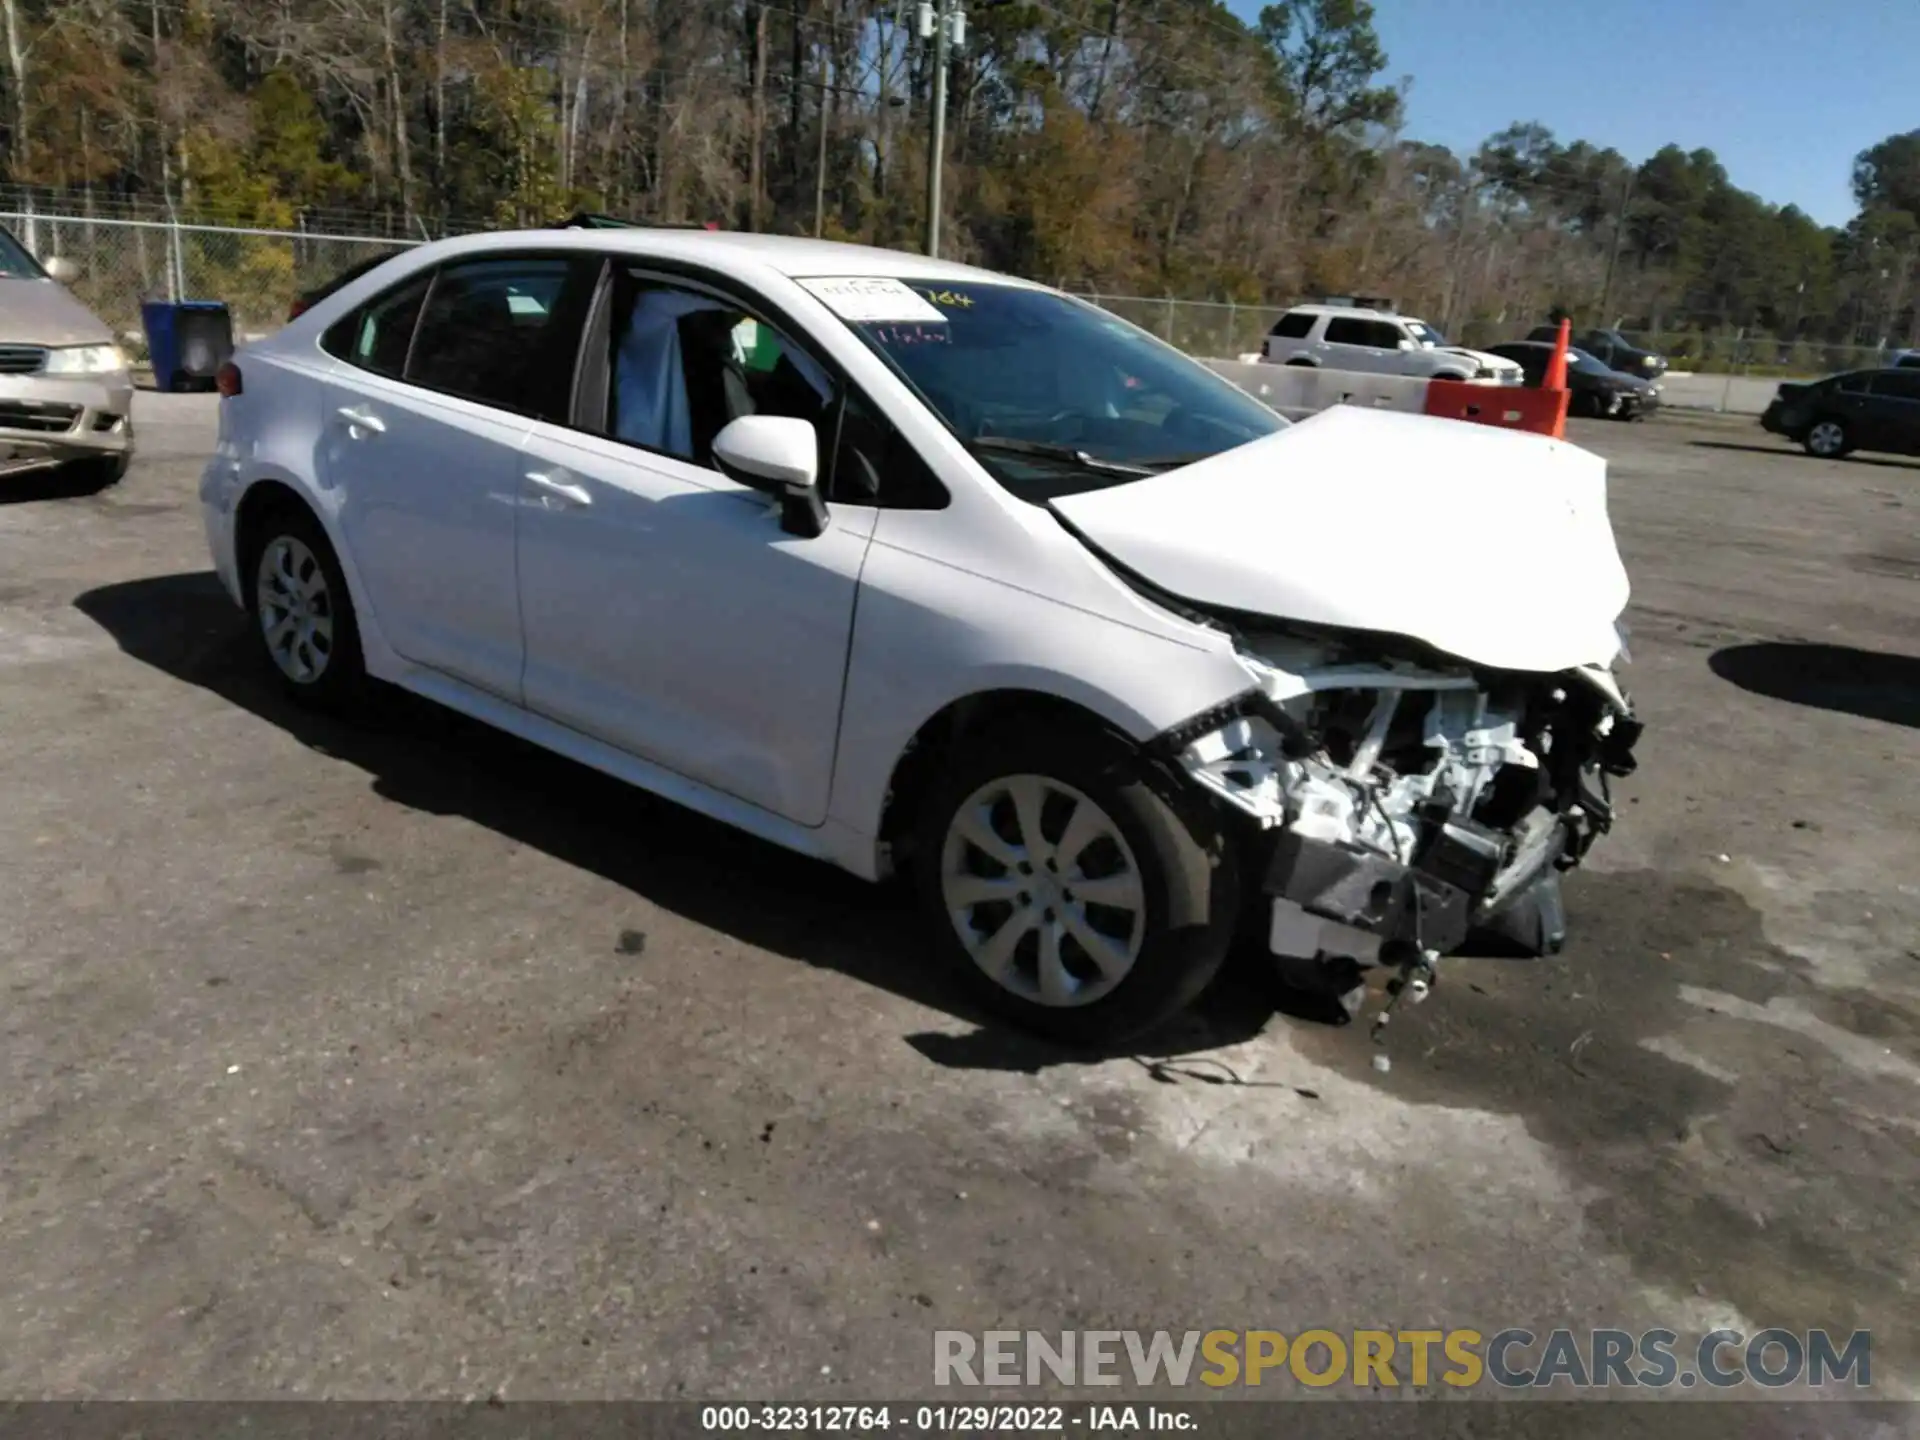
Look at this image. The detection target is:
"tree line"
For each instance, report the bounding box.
[2,0,1915,350]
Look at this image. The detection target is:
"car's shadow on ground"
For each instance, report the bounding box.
[74,571,1306,1071]
[0,466,115,506]
[1710,640,1920,728]
[1689,439,1920,470]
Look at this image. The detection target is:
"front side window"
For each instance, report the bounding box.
[406,256,594,420]
[823,278,1283,503]
[1323,316,1376,346]
[607,278,834,470]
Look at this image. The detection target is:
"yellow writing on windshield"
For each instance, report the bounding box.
[918,288,975,308]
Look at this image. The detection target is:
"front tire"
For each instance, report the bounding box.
[1804,420,1849,458]
[244,503,368,712]
[66,453,129,491]
[912,729,1239,1047]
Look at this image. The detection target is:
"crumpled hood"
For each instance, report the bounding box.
[0,277,114,346]
[1051,405,1630,674]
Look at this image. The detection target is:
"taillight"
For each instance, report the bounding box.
[216,362,243,397]
[287,298,309,321]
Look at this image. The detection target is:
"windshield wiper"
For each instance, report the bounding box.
[967,436,1154,479]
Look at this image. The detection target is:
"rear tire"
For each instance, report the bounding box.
[242,502,369,714]
[1804,419,1850,458]
[912,728,1240,1047]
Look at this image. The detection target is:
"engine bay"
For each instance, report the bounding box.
[1171,629,1642,972]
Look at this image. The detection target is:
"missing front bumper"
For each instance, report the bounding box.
[1262,813,1511,960]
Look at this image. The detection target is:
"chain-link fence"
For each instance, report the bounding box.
[1073,292,1286,361]
[6,202,1909,388]
[4,211,417,360]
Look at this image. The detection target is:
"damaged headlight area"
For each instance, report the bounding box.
[1166,633,1643,973]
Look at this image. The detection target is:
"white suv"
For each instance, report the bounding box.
[1262,302,1522,384]
[201,229,1638,1045]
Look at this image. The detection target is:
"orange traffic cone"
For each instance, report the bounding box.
[1542,317,1571,438]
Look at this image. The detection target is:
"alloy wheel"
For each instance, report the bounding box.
[1808,421,1846,457]
[939,774,1146,1008]
[256,535,335,684]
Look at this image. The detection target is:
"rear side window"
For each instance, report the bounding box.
[322,275,429,378]
[406,255,598,421]
[1870,370,1920,401]
[1269,312,1315,339]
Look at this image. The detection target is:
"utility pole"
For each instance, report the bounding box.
[923,0,953,257]
[1597,167,1635,326]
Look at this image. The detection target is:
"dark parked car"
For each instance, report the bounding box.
[1760,368,1920,458]
[1526,325,1668,381]
[1485,342,1660,420]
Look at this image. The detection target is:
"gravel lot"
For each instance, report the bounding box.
[2,398,1916,1414]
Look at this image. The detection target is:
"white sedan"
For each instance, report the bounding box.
[200,228,1642,1044]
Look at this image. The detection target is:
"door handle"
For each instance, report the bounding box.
[527,470,593,508]
[335,405,386,435]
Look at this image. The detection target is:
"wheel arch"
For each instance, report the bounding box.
[874,687,1155,880]
[232,477,314,583]
[230,474,391,670]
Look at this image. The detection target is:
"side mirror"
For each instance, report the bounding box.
[44,256,79,283]
[712,415,828,539]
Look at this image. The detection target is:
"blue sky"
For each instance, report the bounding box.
[1224,0,1920,226]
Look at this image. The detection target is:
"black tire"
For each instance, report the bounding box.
[66,453,128,491]
[912,727,1240,1047]
[241,501,369,713]
[1283,357,1317,368]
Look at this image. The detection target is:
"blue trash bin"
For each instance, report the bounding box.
[141,300,235,393]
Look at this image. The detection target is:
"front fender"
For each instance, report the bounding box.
[826,536,1255,850]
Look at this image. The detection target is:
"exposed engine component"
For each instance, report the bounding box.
[1169,632,1641,970]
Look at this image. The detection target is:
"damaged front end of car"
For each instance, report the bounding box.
[1161,623,1642,1000]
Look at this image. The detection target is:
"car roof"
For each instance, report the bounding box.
[413,226,1041,289]
[1286,304,1403,320]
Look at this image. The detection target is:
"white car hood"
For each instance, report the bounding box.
[1439,344,1520,373]
[1051,406,1629,674]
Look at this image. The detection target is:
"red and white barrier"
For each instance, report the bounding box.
[1204,322,1574,440]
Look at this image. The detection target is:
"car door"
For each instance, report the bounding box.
[320,252,598,700]
[1866,370,1920,454]
[1322,316,1391,374]
[513,265,880,827]
[1823,371,1879,447]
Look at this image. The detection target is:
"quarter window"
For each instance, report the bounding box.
[1269,312,1315,339]
[322,274,428,378]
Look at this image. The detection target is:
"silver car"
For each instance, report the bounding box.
[1,225,135,485]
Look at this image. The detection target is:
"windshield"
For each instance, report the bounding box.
[1568,348,1616,377]
[821,279,1284,501]
[1405,320,1448,348]
[0,227,47,279]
